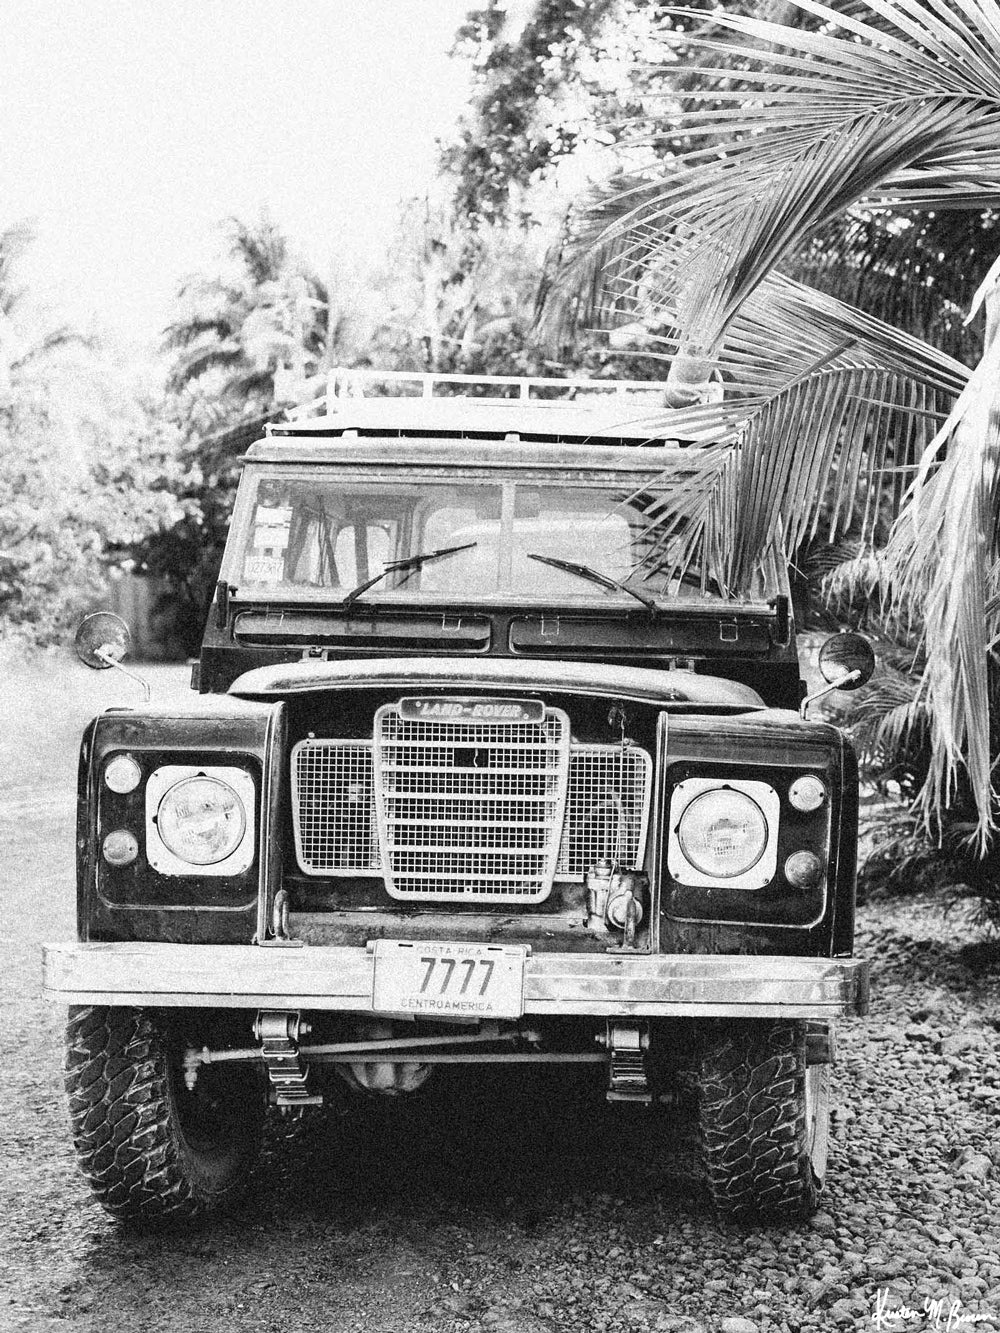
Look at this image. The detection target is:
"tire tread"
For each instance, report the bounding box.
[64,1005,255,1223]
[697,1019,822,1221]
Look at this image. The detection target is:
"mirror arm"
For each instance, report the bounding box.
[799,668,861,719]
[95,646,151,704]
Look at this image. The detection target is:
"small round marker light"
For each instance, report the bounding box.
[104,754,142,794]
[103,829,139,867]
[789,775,827,813]
[784,850,824,888]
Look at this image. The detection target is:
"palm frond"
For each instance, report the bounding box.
[879,272,1000,848]
[0,222,34,318]
[165,345,245,395]
[544,1,1000,354]
[540,0,1000,848]
[602,273,967,590]
[790,208,999,366]
[227,216,289,287]
[9,327,93,371]
[162,316,236,353]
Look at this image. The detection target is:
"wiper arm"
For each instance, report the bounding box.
[525,553,659,614]
[341,542,477,609]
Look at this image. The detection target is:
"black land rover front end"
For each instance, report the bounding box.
[46,383,870,1224]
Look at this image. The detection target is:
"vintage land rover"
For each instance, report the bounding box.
[44,370,871,1224]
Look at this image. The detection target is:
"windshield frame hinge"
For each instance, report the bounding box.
[719,619,739,643]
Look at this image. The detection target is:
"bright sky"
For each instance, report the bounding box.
[0,2,473,350]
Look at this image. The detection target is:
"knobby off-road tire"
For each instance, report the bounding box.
[697,1019,829,1221]
[65,1005,264,1224]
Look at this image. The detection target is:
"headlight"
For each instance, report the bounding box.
[667,777,781,890]
[156,775,247,865]
[144,764,256,877]
[677,788,768,879]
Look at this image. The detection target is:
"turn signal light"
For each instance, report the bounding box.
[784,850,824,888]
[789,775,826,812]
[104,754,142,794]
[103,829,139,866]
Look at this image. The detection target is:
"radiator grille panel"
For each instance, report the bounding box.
[291,729,652,894]
[374,705,570,901]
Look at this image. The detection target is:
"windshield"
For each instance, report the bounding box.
[223,467,772,605]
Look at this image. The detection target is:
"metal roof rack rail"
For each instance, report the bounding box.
[281,367,666,419]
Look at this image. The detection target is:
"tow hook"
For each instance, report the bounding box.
[257,889,304,948]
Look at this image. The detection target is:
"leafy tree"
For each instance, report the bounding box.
[444,1,644,225]
[352,196,552,375]
[444,1,804,229]
[0,225,179,647]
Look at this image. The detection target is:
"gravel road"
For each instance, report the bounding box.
[2,657,999,1333]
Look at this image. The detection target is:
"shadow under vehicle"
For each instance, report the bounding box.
[45,370,873,1224]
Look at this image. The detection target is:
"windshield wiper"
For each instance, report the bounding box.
[341,542,477,609]
[525,553,659,614]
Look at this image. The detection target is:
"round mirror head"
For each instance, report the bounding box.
[74,612,132,671]
[818,632,875,691]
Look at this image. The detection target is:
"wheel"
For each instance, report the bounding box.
[696,1019,829,1221]
[64,1005,264,1224]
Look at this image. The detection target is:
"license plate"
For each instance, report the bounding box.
[372,941,527,1019]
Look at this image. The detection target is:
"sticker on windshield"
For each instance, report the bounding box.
[252,504,292,549]
[243,554,285,584]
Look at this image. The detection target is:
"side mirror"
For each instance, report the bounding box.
[817,632,876,692]
[74,612,150,702]
[801,632,876,718]
[74,612,132,670]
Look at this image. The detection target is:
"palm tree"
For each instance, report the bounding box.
[163,215,328,465]
[144,218,330,652]
[542,0,1000,854]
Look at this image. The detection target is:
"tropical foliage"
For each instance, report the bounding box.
[137,217,329,652]
[0,225,179,646]
[444,1,658,225]
[540,0,1000,861]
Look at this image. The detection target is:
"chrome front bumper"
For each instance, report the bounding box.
[43,943,869,1019]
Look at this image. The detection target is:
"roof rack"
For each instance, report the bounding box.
[282,367,666,418]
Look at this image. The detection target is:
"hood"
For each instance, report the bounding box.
[228,656,764,710]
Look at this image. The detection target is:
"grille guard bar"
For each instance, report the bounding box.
[44,943,869,1019]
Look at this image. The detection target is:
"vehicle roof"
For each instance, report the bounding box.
[247,368,722,468]
[245,433,709,471]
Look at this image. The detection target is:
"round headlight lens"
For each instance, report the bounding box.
[677,788,769,879]
[156,776,246,865]
[104,754,142,794]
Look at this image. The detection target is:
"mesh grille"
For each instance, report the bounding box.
[291,742,381,874]
[556,746,652,877]
[291,728,652,895]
